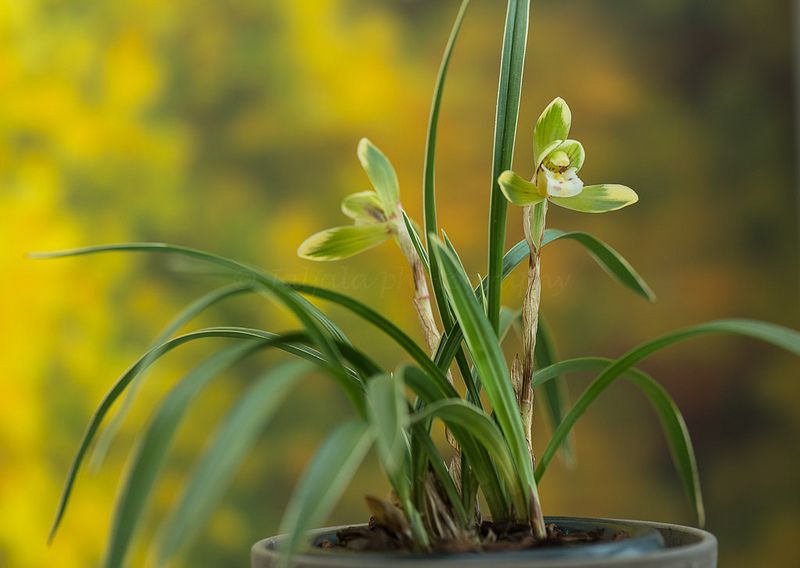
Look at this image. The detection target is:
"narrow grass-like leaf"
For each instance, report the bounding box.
[534,320,800,522]
[533,317,575,466]
[296,277,485,427]
[407,422,468,526]
[155,361,309,565]
[439,230,486,404]
[499,306,521,343]
[32,243,351,407]
[365,373,428,545]
[46,328,361,542]
[487,0,530,332]
[277,420,373,566]
[482,231,652,306]
[542,229,655,301]
[90,282,253,470]
[423,0,470,334]
[401,210,429,273]
[289,282,456,398]
[398,220,478,408]
[423,0,469,251]
[432,239,536,517]
[441,230,467,278]
[33,243,452,400]
[297,223,392,261]
[366,374,409,484]
[402,365,508,519]
[630,369,704,525]
[104,342,267,568]
[411,399,524,513]
[294,294,351,346]
[530,356,702,524]
[435,241,530,371]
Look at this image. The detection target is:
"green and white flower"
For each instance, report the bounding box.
[298,138,400,261]
[498,97,639,213]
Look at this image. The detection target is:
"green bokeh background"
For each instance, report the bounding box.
[1,0,798,566]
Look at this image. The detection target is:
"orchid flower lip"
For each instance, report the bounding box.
[542,166,584,198]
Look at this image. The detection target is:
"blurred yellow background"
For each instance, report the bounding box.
[1,0,798,566]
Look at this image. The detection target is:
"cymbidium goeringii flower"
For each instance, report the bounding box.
[498,97,638,213]
[298,138,402,261]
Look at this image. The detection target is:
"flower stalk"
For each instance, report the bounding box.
[393,211,442,355]
[499,96,641,539]
[520,200,547,453]
[520,200,547,538]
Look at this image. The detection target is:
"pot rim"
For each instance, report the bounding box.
[251,516,717,567]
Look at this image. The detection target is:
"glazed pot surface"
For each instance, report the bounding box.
[251,517,717,568]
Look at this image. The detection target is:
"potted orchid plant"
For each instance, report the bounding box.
[38,1,798,567]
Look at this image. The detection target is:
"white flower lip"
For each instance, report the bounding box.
[543,167,584,198]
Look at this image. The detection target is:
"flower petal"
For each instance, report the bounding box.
[357,138,400,216]
[534,97,571,161]
[340,191,386,224]
[298,223,392,261]
[498,170,546,206]
[544,168,584,198]
[554,139,585,171]
[534,139,564,174]
[549,184,639,213]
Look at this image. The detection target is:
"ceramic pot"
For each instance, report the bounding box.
[251,516,717,568]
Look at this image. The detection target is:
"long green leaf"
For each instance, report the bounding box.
[366,373,409,485]
[34,243,444,401]
[424,0,470,333]
[104,342,268,567]
[435,241,529,371]
[630,369,704,525]
[440,231,486,401]
[289,282,456,399]
[46,328,361,542]
[487,0,530,332]
[90,282,253,470]
[32,243,355,413]
[530,356,701,522]
[408,424,468,526]
[365,373,428,546]
[542,229,655,301]
[534,320,800,522]
[34,242,427,393]
[277,420,373,566]
[401,210,429,274]
[418,9,486,412]
[438,232,649,372]
[411,399,523,512]
[402,365,508,519]
[432,239,535,517]
[155,361,309,565]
